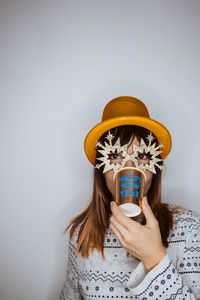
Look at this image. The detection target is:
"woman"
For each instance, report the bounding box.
[60,96,200,299]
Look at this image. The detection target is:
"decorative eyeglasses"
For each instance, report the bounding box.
[95,131,164,174]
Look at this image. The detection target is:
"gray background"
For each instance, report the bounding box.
[1,0,200,299]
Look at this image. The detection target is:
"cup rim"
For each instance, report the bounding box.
[114,166,146,181]
[118,202,142,217]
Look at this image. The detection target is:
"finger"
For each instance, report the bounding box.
[109,221,125,247]
[110,201,140,231]
[142,197,158,227]
[109,222,136,256]
[110,214,130,241]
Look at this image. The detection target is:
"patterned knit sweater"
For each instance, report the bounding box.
[60,208,200,299]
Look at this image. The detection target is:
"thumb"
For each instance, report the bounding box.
[142,196,157,227]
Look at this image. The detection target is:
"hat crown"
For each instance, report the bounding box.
[102,96,150,121]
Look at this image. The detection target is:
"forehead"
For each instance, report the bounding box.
[112,127,143,147]
[127,135,140,147]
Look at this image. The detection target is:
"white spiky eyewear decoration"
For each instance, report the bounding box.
[95,131,164,174]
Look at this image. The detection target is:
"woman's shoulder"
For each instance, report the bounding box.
[171,206,200,221]
[67,224,81,248]
[170,205,200,237]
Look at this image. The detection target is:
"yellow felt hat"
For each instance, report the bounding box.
[84,96,172,165]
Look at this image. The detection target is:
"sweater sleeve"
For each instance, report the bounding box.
[59,237,83,300]
[126,221,200,299]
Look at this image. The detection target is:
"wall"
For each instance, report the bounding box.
[1,1,200,299]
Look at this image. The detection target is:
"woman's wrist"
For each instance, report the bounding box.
[143,249,166,273]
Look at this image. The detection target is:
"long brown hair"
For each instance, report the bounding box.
[63,125,188,259]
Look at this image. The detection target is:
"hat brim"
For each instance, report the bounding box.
[84,116,172,165]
